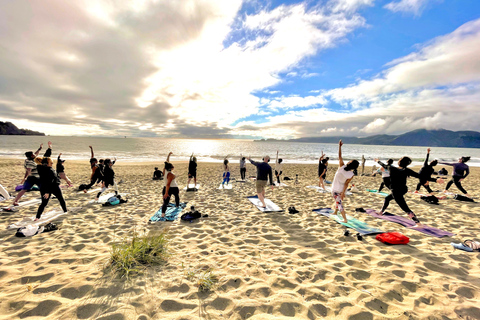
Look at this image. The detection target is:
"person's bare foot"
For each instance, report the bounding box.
[34,218,39,221]
[83,189,87,193]
[12,202,19,206]
[414,190,419,194]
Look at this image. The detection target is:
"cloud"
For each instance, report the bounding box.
[384,0,434,15]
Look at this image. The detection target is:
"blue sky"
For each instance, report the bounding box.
[0,0,479,138]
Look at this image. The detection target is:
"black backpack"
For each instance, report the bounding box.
[78,184,89,191]
[181,210,201,222]
[420,195,439,205]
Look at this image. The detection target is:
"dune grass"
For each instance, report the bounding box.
[109,230,170,278]
[184,265,219,292]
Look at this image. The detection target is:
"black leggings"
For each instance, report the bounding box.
[275,170,283,184]
[37,185,67,219]
[416,180,433,193]
[240,168,246,180]
[381,190,412,214]
[446,176,467,194]
[378,177,391,192]
[162,186,180,213]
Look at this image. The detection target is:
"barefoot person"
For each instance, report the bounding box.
[95,158,118,201]
[247,155,274,208]
[239,154,247,181]
[377,159,393,192]
[161,154,180,219]
[375,157,443,223]
[222,156,230,187]
[187,153,198,187]
[318,152,327,189]
[56,153,73,187]
[274,150,283,185]
[12,142,51,206]
[331,140,359,223]
[440,156,470,197]
[414,148,437,195]
[36,145,67,221]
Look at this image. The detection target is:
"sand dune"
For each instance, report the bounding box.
[0,159,479,319]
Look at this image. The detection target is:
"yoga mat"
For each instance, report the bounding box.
[366,189,389,197]
[183,184,201,191]
[218,183,233,190]
[89,192,128,204]
[313,208,384,235]
[150,202,187,222]
[8,207,82,229]
[274,182,288,187]
[364,209,455,238]
[247,196,283,212]
[77,187,101,194]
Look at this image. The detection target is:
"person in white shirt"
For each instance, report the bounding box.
[331,140,359,223]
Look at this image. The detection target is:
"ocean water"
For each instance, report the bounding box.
[1,136,479,167]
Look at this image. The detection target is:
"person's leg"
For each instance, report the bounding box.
[36,193,50,219]
[113,181,118,195]
[423,183,433,194]
[53,186,67,212]
[222,172,226,185]
[187,174,192,186]
[96,186,107,200]
[226,172,230,185]
[391,191,418,222]
[333,192,347,222]
[256,181,266,207]
[453,176,468,194]
[380,193,394,213]
[378,181,385,192]
[161,187,171,215]
[172,187,180,207]
[277,171,282,184]
[415,182,422,192]
[445,179,454,191]
[12,190,26,205]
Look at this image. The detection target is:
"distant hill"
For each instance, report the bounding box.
[0,121,45,136]
[255,129,480,148]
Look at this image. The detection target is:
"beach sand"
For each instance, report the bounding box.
[0,159,479,320]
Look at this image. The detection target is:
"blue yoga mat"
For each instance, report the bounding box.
[313,208,384,235]
[150,202,187,222]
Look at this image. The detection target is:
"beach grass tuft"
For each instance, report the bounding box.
[184,265,219,292]
[109,230,170,278]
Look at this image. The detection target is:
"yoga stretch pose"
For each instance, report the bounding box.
[247,155,274,208]
[331,140,359,223]
[377,159,393,192]
[12,142,50,206]
[36,143,67,220]
[187,153,198,187]
[415,148,437,195]
[440,156,470,197]
[239,154,246,181]
[161,153,180,219]
[222,156,230,187]
[274,150,283,185]
[84,146,103,192]
[95,158,118,201]
[376,157,443,223]
[318,152,327,189]
[57,153,73,187]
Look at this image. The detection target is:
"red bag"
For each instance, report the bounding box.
[376,232,409,245]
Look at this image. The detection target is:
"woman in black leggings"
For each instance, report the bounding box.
[415,148,437,194]
[36,155,67,220]
[376,157,442,223]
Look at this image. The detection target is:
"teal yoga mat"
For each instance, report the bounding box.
[150,202,187,222]
[313,208,384,235]
[366,189,389,197]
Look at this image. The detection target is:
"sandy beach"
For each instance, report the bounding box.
[0,159,479,320]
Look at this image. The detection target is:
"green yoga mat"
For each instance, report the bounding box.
[366,189,389,197]
[313,208,384,235]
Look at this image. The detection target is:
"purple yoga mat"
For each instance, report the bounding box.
[364,209,455,238]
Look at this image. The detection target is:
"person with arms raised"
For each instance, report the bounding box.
[247,155,274,208]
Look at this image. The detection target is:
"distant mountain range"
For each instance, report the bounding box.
[0,121,45,136]
[254,129,480,148]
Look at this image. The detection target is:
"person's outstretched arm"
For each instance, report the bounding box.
[34,143,43,157]
[44,141,52,157]
[276,150,279,164]
[166,152,173,162]
[338,140,345,167]
[438,161,454,166]
[89,146,94,159]
[424,148,430,167]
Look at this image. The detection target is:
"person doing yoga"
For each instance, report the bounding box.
[377,159,393,192]
[414,148,437,195]
[36,143,67,220]
[187,153,198,187]
[440,156,470,197]
[222,156,230,187]
[12,142,51,206]
[239,154,247,181]
[376,157,443,224]
[247,155,274,208]
[161,155,180,219]
[274,150,283,185]
[318,151,327,189]
[95,158,118,201]
[56,153,73,187]
[331,140,359,223]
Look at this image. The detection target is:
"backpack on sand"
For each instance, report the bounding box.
[420,195,439,205]
[181,210,202,222]
[376,232,409,245]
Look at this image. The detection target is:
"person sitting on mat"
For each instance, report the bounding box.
[239,154,247,181]
[161,158,180,219]
[274,150,283,185]
[12,142,51,206]
[377,159,393,192]
[440,156,470,197]
[36,144,68,221]
[247,155,274,208]
[187,153,198,187]
[332,140,359,223]
[56,153,73,187]
[375,157,443,224]
[318,151,327,189]
[153,167,163,180]
[414,148,437,195]
[222,155,230,187]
